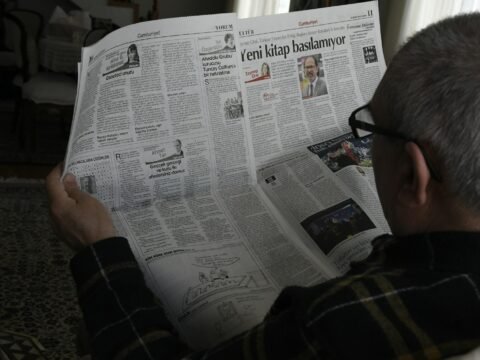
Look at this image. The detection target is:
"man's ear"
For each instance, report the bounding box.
[397,141,431,207]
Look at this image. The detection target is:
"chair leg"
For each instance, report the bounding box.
[21,100,35,162]
[11,87,23,151]
[26,103,73,164]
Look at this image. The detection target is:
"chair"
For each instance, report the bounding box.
[4,9,77,163]
[0,10,21,140]
[2,13,27,150]
[0,7,17,70]
[83,27,110,46]
[5,9,43,83]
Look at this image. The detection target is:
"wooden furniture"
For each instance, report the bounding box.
[39,37,82,73]
[4,9,76,163]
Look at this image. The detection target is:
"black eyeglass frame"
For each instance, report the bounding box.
[348,104,442,182]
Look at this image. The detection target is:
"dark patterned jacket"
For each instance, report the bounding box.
[71,232,480,359]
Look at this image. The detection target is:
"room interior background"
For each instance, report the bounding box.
[2,0,480,359]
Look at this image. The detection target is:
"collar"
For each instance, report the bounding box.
[358,232,480,274]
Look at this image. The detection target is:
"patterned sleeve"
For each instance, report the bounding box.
[70,237,191,359]
[70,237,322,360]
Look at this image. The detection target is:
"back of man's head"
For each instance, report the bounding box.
[376,13,480,212]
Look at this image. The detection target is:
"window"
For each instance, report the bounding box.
[235,0,291,18]
[384,0,480,61]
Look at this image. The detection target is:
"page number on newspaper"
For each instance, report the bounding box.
[367,10,373,17]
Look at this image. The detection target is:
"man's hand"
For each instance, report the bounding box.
[46,163,116,251]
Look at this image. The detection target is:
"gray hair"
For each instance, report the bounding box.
[376,13,480,211]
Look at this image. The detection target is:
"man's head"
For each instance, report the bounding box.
[369,13,480,235]
[303,56,319,83]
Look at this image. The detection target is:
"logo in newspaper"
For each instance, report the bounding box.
[264,175,280,187]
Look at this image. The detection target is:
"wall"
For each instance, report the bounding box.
[378,0,408,63]
[156,0,232,19]
[17,0,80,23]
[135,0,153,19]
[71,0,134,27]
[17,0,138,27]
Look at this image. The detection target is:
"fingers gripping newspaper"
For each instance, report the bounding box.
[64,2,387,350]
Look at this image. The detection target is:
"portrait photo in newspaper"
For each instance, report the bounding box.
[223,33,236,51]
[298,54,328,99]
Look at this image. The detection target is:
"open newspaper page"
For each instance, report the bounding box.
[258,135,390,274]
[63,13,335,350]
[307,133,390,233]
[239,2,388,273]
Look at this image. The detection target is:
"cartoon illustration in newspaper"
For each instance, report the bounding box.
[180,253,270,316]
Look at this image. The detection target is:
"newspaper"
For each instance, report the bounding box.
[64,2,387,350]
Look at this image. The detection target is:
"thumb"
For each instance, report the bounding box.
[63,173,87,202]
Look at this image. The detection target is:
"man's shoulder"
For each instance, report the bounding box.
[316,78,327,90]
[270,266,480,359]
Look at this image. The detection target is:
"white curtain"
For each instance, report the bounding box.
[383,0,480,62]
[234,0,290,18]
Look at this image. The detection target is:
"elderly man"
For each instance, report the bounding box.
[47,14,480,359]
[301,55,328,98]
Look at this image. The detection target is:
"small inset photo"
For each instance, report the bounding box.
[301,199,376,254]
[363,45,378,64]
[223,91,244,121]
[308,134,373,173]
[264,175,279,186]
[223,33,236,51]
[79,175,97,194]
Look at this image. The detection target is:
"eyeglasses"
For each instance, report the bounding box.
[348,104,442,182]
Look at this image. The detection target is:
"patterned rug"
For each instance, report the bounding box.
[0,179,82,359]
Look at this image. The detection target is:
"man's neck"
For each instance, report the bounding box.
[393,197,480,236]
